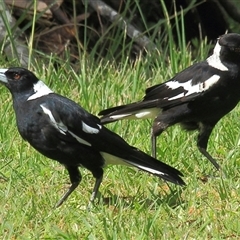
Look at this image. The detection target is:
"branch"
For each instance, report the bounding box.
[0,1,29,67]
[86,0,157,51]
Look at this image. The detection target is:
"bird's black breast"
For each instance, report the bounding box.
[187,80,240,122]
[14,100,62,154]
[12,96,105,168]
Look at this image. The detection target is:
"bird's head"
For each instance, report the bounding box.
[0,67,53,99]
[218,33,240,62]
[0,67,39,92]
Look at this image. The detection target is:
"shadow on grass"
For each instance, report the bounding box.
[96,186,186,210]
[0,172,8,181]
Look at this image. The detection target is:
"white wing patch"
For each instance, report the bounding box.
[68,130,91,146]
[198,74,220,91]
[206,41,228,71]
[40,104,67,135]
[166,74,220,101]
[82,121,101,134]
[28,81,53,101]
[40,104,91,146]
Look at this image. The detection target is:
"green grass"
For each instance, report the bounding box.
[0,1,240,238]
[0,55,239,239]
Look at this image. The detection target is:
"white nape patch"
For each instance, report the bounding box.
[82,121,101,134]
[68,130,91,146]
[207,42,228,71]
[100,152,131,167]
[166,75,220,101]
[40,104,91,146]
[27,81,53,101]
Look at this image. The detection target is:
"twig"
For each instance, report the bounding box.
[86,0,157,51]
[0,1,29,67]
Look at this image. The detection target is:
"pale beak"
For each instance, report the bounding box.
[0,69,9,84]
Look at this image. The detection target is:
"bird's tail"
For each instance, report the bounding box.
[102,147,185,186]
[99,101,160,124]
[125,148,185,186]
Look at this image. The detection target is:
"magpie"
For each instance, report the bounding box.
[99,33,240,171]
[0,67,185,208]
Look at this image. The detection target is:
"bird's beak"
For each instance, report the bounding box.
[0,69,9,84]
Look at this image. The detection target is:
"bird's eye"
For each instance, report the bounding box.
[13,73,21,80]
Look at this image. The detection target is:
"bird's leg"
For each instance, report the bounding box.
[197,124,221,171]
[198,147,220,170]
[151,118,169,158]
[151,134,157,159]
[55,166,81,208]
[87,174,103,210]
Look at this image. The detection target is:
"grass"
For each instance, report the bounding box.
[0,55,239,239]
[0,1,240,239]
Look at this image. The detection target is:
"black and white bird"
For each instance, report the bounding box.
[0,67,185,208]
[99,33,240,171]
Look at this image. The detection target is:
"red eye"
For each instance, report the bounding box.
[13,73,21,80]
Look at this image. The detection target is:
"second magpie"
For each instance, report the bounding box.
[99,33,240,171]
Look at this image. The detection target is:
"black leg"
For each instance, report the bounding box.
[87,175,103,209]
[151,116,170,158]
[55,165,81,208]
[151,131,157,159]
[197,123,221,171]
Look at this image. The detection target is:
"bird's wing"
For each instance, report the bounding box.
[39,94,103,148]
[40,94,185,185]
[99,61,222,120]
[39,94,133,152]
[144,61,221,107]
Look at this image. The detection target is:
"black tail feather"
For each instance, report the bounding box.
[99,100,160,124]
[99,105,127,116]
[125,148,185,186]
